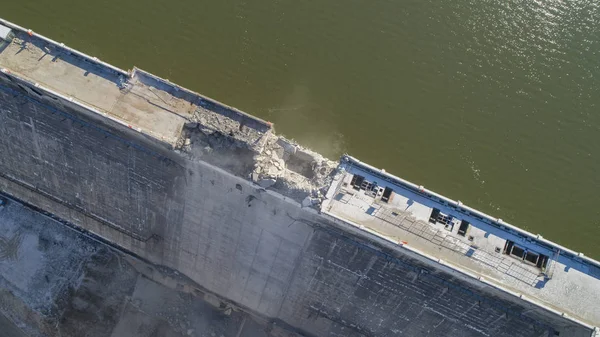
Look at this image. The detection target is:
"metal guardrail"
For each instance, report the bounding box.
[342,155,600,270]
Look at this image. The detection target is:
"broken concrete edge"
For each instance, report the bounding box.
[343,155,600,271]
[0,191,314,337]
[177,117,339,206]
[132,67,273,133]
[130,64,339,206]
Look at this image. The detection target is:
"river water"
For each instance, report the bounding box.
[4,0,600,257]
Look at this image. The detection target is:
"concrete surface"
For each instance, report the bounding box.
[0,19,597,337]
[0,196,288,337]
[0,31,192,145]
[323,165,600,325]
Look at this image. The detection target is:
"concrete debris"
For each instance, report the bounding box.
[193,104,267,152]
[203,293,222,309]
[250,134,337,204]
[178,108,338,204]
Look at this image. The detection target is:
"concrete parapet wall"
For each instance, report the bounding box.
[0,68,595,336]
[343,156,600,270]
[0,18,128,77]
[133,67,272,133]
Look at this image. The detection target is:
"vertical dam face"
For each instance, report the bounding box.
[0,19,598,337]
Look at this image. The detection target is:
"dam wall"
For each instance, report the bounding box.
[0,27,596,337]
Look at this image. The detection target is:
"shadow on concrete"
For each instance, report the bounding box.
[24,33,122,86]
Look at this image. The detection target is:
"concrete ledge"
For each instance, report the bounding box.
[321,209,597,332]
[133,67,272,133]
[0,69,183,148]
[343,155,600,270]
[0,18,128,77]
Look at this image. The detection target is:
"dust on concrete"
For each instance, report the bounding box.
[177,104,338,206]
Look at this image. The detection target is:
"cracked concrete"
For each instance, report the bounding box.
[179,111,337,204]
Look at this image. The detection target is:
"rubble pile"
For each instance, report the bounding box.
[176,104,338,205]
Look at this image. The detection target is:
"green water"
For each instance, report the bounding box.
[4,0,600,257]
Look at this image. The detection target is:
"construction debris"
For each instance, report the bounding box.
[177,107,337,205]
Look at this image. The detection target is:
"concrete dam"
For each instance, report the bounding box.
[0,18,598,337]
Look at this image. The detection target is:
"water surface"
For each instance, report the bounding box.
[4,0,600,257]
